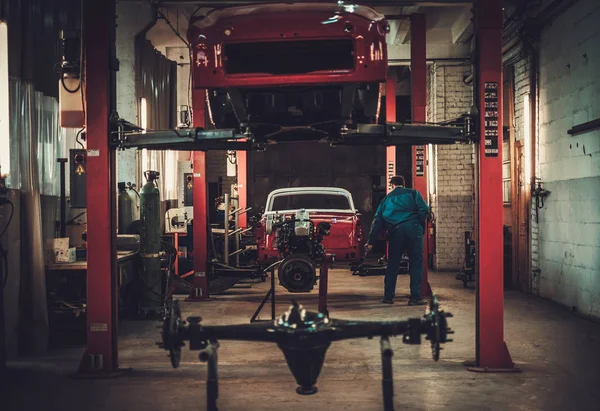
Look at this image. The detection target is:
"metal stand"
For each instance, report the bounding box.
[251,267,276,322]
[317,261,329,316]
[380,336,394,411]
[222,191,252,267]
[199,340,220,411]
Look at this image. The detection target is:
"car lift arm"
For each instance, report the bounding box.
[111,115,475,151]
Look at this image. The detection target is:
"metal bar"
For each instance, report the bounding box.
[380,336,395,411]
[237,148,248,229]
[228,248,245,257]
[77,0,119,375]
[188,90,210,301]
[411,13,431,298]
[271,268,276,320]
[224,193,230,265]
[199,341,220,411]
[473,0,515,370]
[234,195,240,267]
[228,207,243,216]
[228,228,243,236]
[58,158,68,238]
[318,261,329,315]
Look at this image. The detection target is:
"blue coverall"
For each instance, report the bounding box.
[367,187,430,301]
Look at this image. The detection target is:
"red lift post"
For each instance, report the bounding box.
[236,151,247,229]
[78,0,120,375]
[410,13,431,297]
[188,90,210,300]
[470,0,516,371]
[385,77,396,194]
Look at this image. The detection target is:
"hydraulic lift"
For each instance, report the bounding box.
[78,0,515,376]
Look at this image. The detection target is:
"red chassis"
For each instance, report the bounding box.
[188,3,390,131]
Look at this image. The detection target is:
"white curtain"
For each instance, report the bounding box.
[140,149,179,201]
[6,77,70,354]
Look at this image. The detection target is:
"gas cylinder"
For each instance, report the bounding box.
[118,182,135,234]
[138,170,163,315]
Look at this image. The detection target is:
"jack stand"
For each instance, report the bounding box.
[380,336,394,411]
[199,340,220,411]
[251,267,276,323]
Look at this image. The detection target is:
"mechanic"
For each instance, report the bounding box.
[365,175,430,306]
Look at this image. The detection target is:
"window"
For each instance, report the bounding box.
[502,127,511,204]
[0,21,9,179]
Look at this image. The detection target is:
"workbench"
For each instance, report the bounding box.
[46,251,139,287]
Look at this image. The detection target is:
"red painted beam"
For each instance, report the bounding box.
[78,0,118,374]
[188,89,209,300]
[473,0,515,370]
[411,13,431,298]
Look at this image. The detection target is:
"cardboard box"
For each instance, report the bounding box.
[45,237,69,250]
[44,238,71,264]
[56,247,77,263]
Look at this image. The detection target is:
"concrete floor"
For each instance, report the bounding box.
[3,271,600,411]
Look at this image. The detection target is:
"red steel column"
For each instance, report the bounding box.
[471,0,515,370]
[411,13,431,297]
[385,76,396,260]
[188,89,209,300]
[236,150,247,228]
[78,0,119,374]
[385,77,396,193]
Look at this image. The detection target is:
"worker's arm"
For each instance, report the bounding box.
[366,198,386,245]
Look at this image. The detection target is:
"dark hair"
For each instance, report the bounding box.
[389,175,405,187]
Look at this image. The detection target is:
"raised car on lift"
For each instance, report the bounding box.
[255,187,364,266]
[187,2,390,138]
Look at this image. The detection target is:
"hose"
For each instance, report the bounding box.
[0,198,14,289]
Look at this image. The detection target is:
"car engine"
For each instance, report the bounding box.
[266,209,331,293]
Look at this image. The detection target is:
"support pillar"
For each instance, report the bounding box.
[410,13,431,298]
[188,89,209,300]
[469,0,516,371]
[236,150,247,229]
[385,77,396,194]
[78,0,120,375]
[385,76,396,261]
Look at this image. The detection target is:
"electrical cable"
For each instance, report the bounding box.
[75,127,85,148]
[0,198,14,289]
[0,199,13,239]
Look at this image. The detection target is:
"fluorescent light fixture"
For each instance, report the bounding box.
[140,97,148,178]
[427,144,434,196]
[523,94,531,187]
[0,21,10,178]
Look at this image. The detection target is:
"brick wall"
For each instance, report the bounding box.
[428,63,475,270]
[534,0,600,319]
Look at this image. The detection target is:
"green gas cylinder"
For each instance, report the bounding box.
[138,170,163,315]
[118,182,135,234]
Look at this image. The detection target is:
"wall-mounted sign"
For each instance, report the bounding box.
[387,160,395,191]
[484,82,499,157]
[415,145,425,176]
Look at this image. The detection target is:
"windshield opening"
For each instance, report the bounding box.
[271,193,351,212]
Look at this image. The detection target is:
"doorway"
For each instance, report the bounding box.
[513,141,530,293]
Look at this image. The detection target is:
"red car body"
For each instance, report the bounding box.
[255,187,365,265]
[188,3,389,132]
[188,3,389,88]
